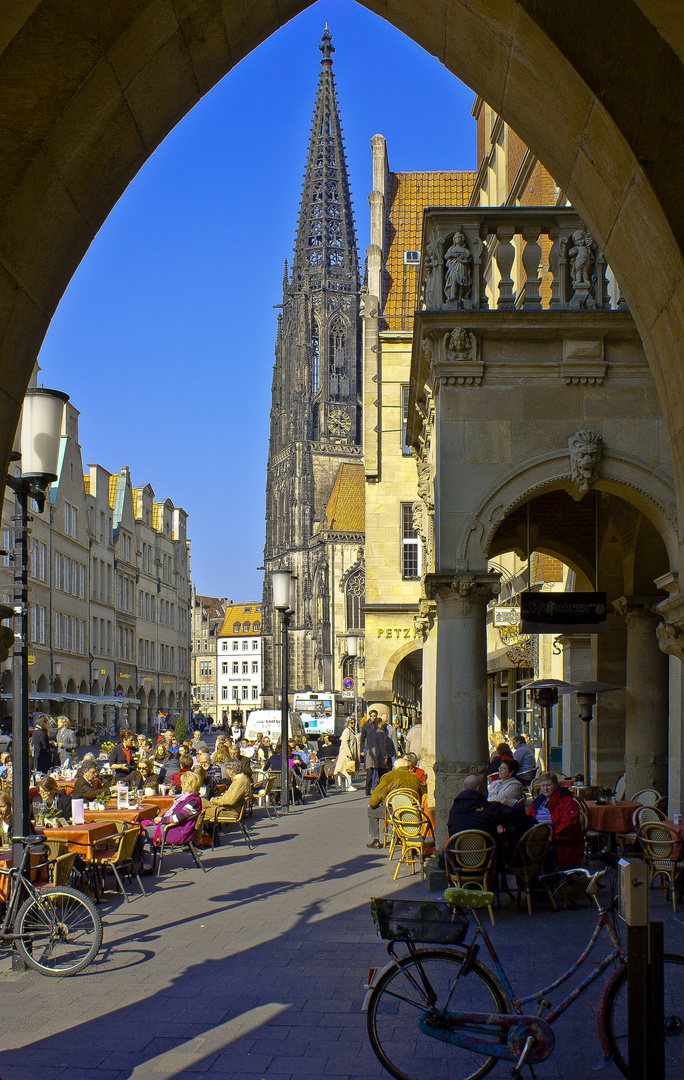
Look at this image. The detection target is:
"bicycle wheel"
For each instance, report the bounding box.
[15,886,103,976]
[367,948,510,1080]
[604,953,684,1078]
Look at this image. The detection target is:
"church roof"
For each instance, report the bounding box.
[384,170,476,329]
[324,462,365,533]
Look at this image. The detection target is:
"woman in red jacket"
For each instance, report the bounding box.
[527,772,584,870]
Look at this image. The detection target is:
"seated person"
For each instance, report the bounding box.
[203,764,251,823]
[254,737,271,767]
[72,762,110,802]
[316,734,338,760]
[35,776,72,819]
[366,757,426,849]
[487,758,524,807]
[137,759,160,792]
[487,741,515,777]
[0,752,11,780]
[227,741,253,780]
[197,751,222,785]
[0,792,12,845]
[527,772,583,870]
[405,752,427,784]
[171,753,194,792]
[512,734,537,785]
[154,746,171,781]
[193,764,220,801]
[144,772,202,847]
[447,774,525,844]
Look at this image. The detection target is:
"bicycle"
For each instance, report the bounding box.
[365,867,684,1079]
[0,835,103,976]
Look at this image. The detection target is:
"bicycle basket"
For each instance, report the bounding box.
[370,898,469,944]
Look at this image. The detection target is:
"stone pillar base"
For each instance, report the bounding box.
[433,760,482,848]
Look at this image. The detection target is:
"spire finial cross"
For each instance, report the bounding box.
[319,25,334,63]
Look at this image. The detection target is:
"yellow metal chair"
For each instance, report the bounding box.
[391,806,435,881]
[156,811,209,877]
[501,823,555,915]
[208,800,253,850]
[444,830,497,925]
[638,821,684,913]
[382,789,420,854]
[92,825,146,902]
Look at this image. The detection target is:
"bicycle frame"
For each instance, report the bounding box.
[0,843,47,942]
[411,886,627,1066]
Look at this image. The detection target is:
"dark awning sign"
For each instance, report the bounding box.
[520,591,608,634]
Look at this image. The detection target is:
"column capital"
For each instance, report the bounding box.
[425,571,500,610]
[612,595,662,626]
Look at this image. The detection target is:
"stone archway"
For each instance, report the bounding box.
[0,1,683,556]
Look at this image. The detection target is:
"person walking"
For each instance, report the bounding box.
[334,720,359,791]
[55,716,77,767]
[363,717,390,796]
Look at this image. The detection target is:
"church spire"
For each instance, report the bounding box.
[291,28,358,289]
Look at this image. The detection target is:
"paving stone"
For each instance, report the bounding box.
[1,788,682,1080]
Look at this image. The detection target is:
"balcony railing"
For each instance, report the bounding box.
[419,207,627,313]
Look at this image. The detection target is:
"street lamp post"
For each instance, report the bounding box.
[346,634,359,727]
[6,388,68,967]
[272,569,296,813]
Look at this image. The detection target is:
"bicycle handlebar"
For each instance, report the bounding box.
[11,835,45,847]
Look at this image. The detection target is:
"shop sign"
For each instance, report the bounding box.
[493,606,520,627]
[377,627,419,639]
[520,591,607,634]
[27,654,36,665]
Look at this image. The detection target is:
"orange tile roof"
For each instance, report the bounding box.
[384,171,476,330]
[324,463,365,533]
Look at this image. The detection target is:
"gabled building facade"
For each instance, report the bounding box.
[191,591,228,726]
[217,603,263,724]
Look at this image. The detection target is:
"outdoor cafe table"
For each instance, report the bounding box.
[0,846,46,901]
[139,795,174,813]
[584,800,642,833]
[41,821,117,861]
[83,803,158,824]
[663,819,684,843]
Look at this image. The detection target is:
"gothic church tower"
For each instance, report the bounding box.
[262,28,364,708]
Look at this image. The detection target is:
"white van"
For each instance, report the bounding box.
[243,709,306,745]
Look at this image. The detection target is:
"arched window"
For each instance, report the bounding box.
[243,621,250,632]
[311,318,320,394]
[342,656,355,679]
[233,622,240,633]
[253,622,260,633]
[345,567,365,630]
[329,316,348,399]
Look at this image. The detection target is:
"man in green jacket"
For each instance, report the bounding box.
[366,758,426,848]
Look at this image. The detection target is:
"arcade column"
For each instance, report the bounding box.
[425,571,500,844]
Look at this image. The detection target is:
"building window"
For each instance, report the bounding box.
[222,641,227,651]
[233,622,240,633]
[232,661,238,674]
[311,318,320,394]
[242,641,248,651]
[222,662,228,674]
[241,685,248,700]
[242,661,248,674]
[251,686,258,700]
[64,503,70,534]
[232,686,239,702]
[345,566,365,630]
[253,622,260,632]
[232,641,238,651]
[222,687,228,700]
[401,385,412,455]
[252,661,258,673]
[252,640,259,650]
[402,503,421,579]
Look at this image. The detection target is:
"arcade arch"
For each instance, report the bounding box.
[0,3,683,572]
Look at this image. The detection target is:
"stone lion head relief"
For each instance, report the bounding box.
[445,327,474,363]
[568,429,601,499]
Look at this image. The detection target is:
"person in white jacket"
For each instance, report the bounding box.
[333,720,359,791]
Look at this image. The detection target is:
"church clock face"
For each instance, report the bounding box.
[327,406,351,437]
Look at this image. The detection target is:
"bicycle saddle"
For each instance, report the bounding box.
[444,887,494,909]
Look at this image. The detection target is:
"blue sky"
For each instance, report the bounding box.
[36,0,477,601]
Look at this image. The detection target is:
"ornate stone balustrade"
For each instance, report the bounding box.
[420,208,626,313]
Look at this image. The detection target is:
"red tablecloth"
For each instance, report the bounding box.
[584,801,641,833]
[664,820,684,843]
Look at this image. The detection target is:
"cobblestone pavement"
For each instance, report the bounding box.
[0,786,682,1080]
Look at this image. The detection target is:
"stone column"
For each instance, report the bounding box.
[426,571,500,845]
[414,601,436,802]
[614,596,669,795]
[558,633,591,777]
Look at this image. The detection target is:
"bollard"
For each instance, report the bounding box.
[619,859,665,1079]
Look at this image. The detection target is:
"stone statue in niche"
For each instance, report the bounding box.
[568,230,596,288]
[568,430,601,494]
[424,228,442,308]
[410,448,434,511]
[445,327,473,363]
[444,232,472,304]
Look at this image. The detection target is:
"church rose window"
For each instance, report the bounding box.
[346,568,365,630]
